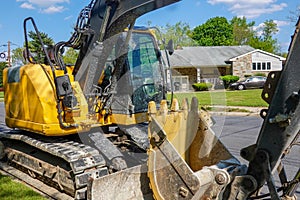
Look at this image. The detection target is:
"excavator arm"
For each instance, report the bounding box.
[246,17,300,199]
[72,0,180,95]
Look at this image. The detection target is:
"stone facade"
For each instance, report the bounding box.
[232,54,252,77]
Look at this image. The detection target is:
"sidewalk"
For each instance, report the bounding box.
[208,105,266,117]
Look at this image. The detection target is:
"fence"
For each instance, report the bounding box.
[199,78,221,86]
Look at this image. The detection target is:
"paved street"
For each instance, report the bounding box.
[0,102,299,198]
[0,102,6,130]
[212,115,300,198]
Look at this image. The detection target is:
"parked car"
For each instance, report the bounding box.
[229,76,267,90]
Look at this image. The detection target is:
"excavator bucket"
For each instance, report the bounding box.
[87,164,153,200]
[86,98,235,199]
[147,98,234,199]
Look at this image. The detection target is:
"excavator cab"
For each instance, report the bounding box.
[96,28,166,117]
[128,29,165,112]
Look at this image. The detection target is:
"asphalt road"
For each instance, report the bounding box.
[0,102,299,198]
[212,115,300,198]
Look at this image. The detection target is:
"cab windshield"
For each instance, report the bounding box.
[127,31,165,112]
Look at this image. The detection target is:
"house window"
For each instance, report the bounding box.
[252,62,272,71]
[267,62,271,70]
[257,63,261,70]
[262,62,266,70]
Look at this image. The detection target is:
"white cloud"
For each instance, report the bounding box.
[207,0,287,18]
[28,0,69,7]
[17,0,69,14]
[274,20,290,27]
[42,5,65,14]
[253,22,265,36]
[20,2,35,10]
[208,0,275,5]
[64,15,73,21]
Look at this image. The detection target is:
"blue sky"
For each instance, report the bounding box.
[0,0,299,55]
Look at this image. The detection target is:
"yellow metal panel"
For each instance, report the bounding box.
[3,64,95,136]
[111,113,148,125]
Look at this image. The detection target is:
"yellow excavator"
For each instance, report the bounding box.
[1,0,300,199]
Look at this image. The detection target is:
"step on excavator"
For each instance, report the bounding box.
[1,0,300,199]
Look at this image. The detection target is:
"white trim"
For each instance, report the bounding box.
[228,49,286,62]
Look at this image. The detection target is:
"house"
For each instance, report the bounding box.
[228,49,285,77]
[166,46,286,90]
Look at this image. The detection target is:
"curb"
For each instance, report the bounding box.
[210,111,261,117]
[208,106,266,117]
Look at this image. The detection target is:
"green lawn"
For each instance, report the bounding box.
[0,174,46,200]
[0,90,268,107]
[171,89,268,107]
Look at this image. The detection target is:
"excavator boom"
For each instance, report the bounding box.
[73,0,180,94]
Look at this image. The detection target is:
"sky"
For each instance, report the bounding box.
[0,0,299,57]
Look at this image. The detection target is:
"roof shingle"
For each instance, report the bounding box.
[167,45,255,68]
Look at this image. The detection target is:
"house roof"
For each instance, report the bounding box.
[166,45,255,68]
[228,49,286,62]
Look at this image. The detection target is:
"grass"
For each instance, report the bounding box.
[171,89,268,107]
[0,90,268,107]
[0,92,3,102]
[205,106,251,112]
[0,174,46,200]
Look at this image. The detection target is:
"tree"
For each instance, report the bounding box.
[191,17,233,46]
[27,31,54,63]
[288,5,300,22]
[0,62,7,88]
[12,47,26,65]
[63,48,79,65]
[249,20,280,53]
[230,17,255,45]
[261,20,279,41]
[158,21,197,48]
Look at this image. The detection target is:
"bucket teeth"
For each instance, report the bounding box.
[159,100,168,115]
[191,97,199,111]
[170,98,179,111]
[148,101,157,115]
[181,98,189,111]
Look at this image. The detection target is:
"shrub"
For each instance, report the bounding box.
[253,72,266,77]
[192,82,213,91]
[219,75,239,88]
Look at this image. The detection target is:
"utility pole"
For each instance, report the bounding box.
[7,41,11,67]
